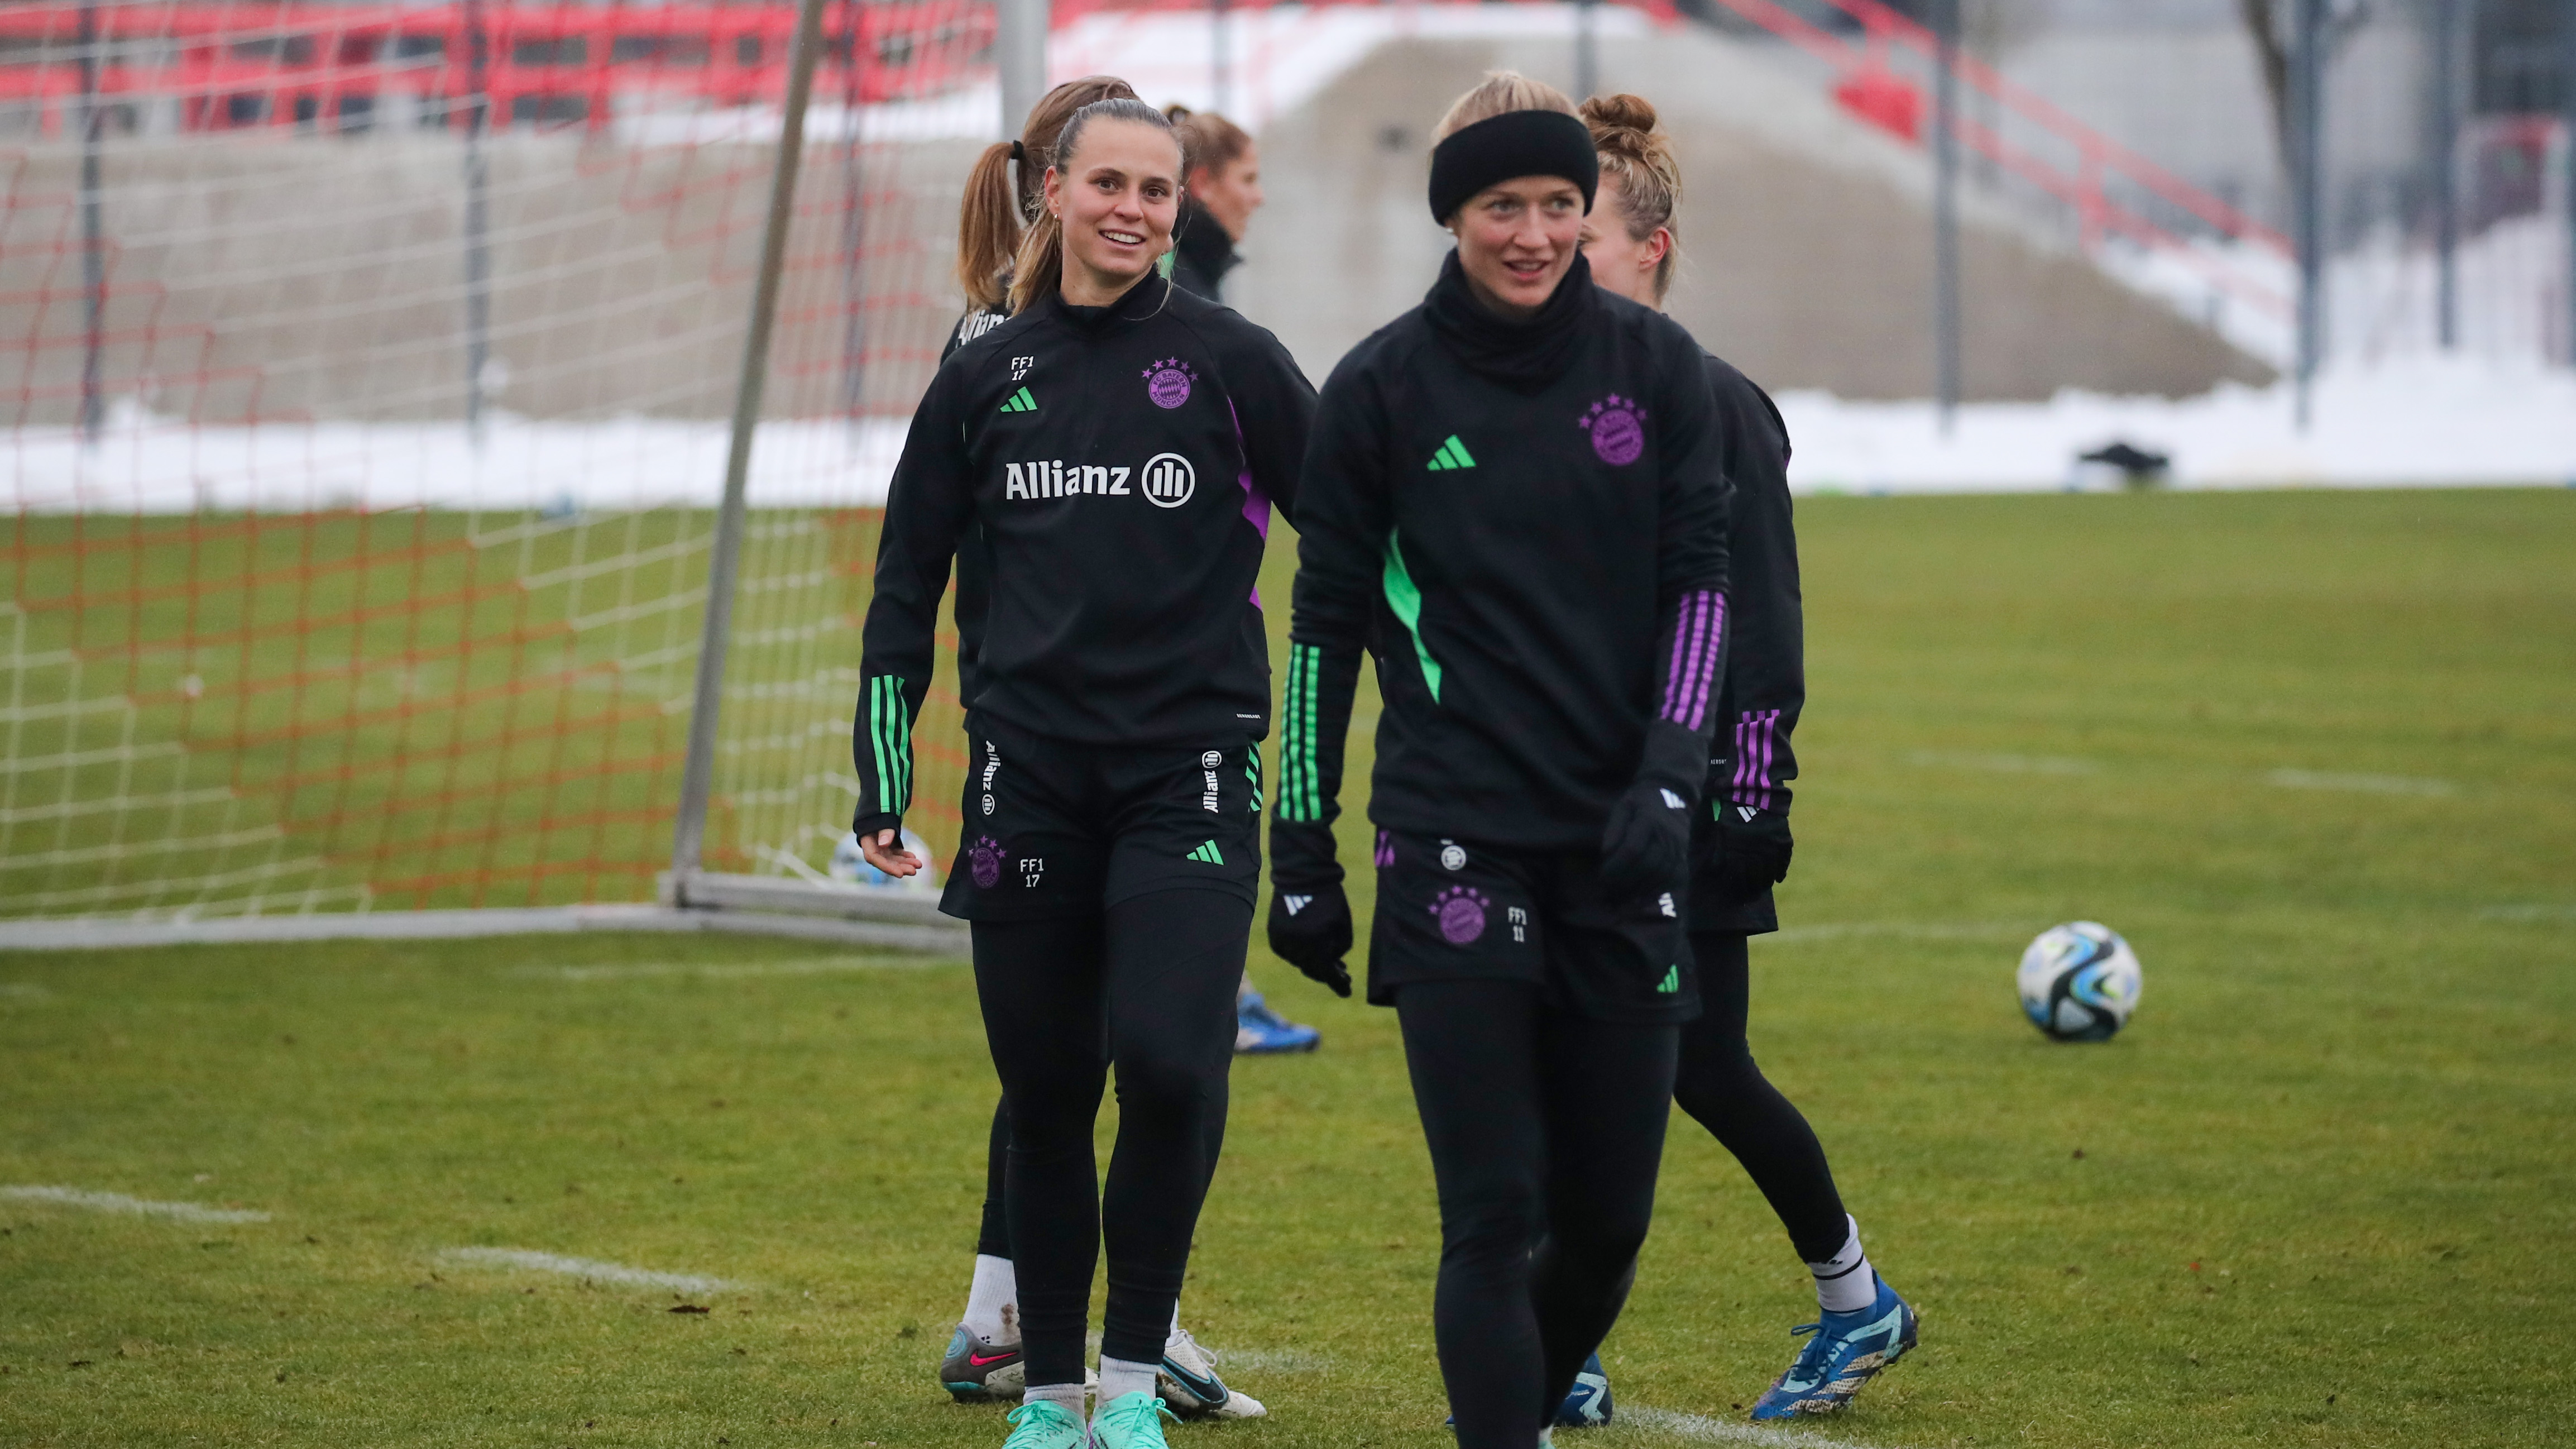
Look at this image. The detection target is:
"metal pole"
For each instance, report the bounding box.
[1212,0,1231,116]
[839,0,868,424]
[1933,0,1960,434]
[462,0,491,444]
[669,0,836,878]
[2292,0,2324,432]
[997,0,1047,144]
[2563,0,2576,364]
[76,0,103,443]
[2432,0,2459,350]
[1576,0,1599,102]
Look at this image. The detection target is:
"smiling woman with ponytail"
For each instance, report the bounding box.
[857,88,1316,1449]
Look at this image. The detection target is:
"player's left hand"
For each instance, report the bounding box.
[1266,883,1353,997]
[1598,777,1693,901]
[1712,807,1793,895]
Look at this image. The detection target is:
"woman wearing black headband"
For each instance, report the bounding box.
[1265,71,1731,1448]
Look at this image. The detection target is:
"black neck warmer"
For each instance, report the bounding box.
[1421,249,1598,394]
[1174,198,1240,286]
[1051,270,1169,332]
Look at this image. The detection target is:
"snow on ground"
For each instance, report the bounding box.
[1779,354,2576,494]
[14,354,2569,514]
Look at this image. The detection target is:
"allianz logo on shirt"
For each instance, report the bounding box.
[1001,452,1196,508]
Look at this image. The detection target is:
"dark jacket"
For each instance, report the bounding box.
[1271,253,1732,870]
[1167,199,1242,304]
[854,276,1315,838]
[1689,351,1804,932]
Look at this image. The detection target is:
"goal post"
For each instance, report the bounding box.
[0,0,990,948]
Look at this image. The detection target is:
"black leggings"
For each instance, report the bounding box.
[1672,931,1850,1264]
[1396,979,1679,1449]
[972,888,1249,1387]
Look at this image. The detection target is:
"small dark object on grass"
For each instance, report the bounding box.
[2077,440,2172,489]
[2072,1147,2086,1159]
[671,1304,710,1314]
[69,1360,93,1368]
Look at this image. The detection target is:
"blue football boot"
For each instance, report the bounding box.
[1553,1352,1613,1427]
[1747,1279,1918,1420]
[1234,988,1320,1054]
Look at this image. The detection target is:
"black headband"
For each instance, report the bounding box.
[1428,109,1600,222]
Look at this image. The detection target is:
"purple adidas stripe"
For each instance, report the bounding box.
[1658,590,1726,731]
[1730,709,1781,812]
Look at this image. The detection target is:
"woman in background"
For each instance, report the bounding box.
[1574,91,1917,1423]
[1161,106,1263,307]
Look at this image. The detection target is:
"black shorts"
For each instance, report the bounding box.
[1365,829,1699,1024]
[939,715,1264,921]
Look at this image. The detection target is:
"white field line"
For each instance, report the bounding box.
[439,1247,747,1294]
[2264,768,2456,797]
[1621,1404,1893,1449]
[1904,750,2100,775]
[1769,922,2031,944]
[2477,903,2576,922]
[1,1185,269,1223]
[519,955,940,982]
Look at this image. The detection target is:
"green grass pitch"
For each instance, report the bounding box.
[4,488,2573,1447]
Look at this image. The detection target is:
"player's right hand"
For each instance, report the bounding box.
[858,828,921,878]
[1266,883,1353,997]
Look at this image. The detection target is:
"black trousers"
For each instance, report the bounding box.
[972,888,1249,1386]
[1395,979,1679,1449]
[1672,930,1850,1265]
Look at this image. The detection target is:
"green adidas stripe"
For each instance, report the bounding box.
[1188,840,1224,864]
[1382,533,1443,704]
[1246,746,1262,814]
[1427,434,1475,471]
[1656,965,1680,994]
[999,386,1036,413]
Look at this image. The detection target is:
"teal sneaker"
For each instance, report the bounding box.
[1000,1398,1088,1449]
[1747,1278,1918,1419]
[1091,1389,1179,1449]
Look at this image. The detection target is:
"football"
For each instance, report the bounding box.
[2017,921,2144,1042]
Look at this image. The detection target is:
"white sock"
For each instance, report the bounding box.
[1807,1214,1878,1314]
[1097,1354,1160,1409]
[963,1254,1017,1344]
[1024,1381,1086,1418]
[1167,1302,1184,1347]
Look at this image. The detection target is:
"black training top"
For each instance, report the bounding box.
[853,275,1315,839]
[1273,252,1731,864]
[1167,198,1242,305]
[1692,350,1806,930]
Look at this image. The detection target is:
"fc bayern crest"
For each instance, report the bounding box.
[1143,357,1198,409]
[1431,885,1490,946]
[968,835,1005,889]
[1580,394,1648,466]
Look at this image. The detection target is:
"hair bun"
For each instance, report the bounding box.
[1578,92,1659,137]
[1163,102,1194,122]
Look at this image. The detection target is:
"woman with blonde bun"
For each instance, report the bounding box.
[1576,91,1918,1423]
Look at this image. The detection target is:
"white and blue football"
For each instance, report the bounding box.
[2016,921,2143,1042]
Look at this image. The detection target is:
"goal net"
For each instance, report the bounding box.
[1,0,989,923]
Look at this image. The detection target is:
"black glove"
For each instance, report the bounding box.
[1598,778,1695,902]
[1266,882,1353,997]
[1710,802,1794,896]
